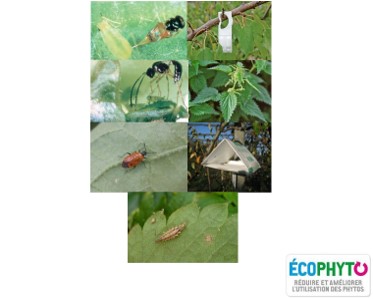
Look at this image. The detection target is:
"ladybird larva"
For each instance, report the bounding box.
[156,223,186,242]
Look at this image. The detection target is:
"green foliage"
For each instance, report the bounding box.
[188,2,271,60]
[128,198,238,263]
[90,123,187,192]
[189,60,271,122]
[220,91,237,122]
[128,192,238,230]
[190,87,219,104]
[255,60,271,75]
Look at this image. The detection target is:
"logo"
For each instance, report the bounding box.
[286,255,370,297]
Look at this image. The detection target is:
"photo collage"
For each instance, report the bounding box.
[90,1,272,262]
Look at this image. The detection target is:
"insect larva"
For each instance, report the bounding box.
[156,223,186,242]
[97,18,132,59]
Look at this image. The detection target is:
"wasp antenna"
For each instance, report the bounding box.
[130,73,145,107]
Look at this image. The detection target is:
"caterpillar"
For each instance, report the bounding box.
[155,223,186,242]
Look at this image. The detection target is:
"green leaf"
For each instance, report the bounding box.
[255,60,271,75]
[211,71,230,88]
[163,193,195,217]
[197,48,214,60]
[128,192,196,230]
[253,84,271,105]
[196,193,228,209]
[189,104,219,116]
[239,98,266,122]
[189,113,217,122]
[220,91,237,122]
[128,202,238,262]
[263,29,272,58]
[208,64,232,73]
[245,72,264,84]
[90,123,187,192]
[233,23,254,54]
[203,69,216,80]
[199,60,219,66]
[189,61,200,77]
[192,87,219,104]
[190,74,207,93]
[231,103,250,122]
[128,192,167,229]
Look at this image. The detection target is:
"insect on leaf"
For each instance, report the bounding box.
[128,202,238,262]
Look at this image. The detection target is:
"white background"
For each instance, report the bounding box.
[1,0,373,298]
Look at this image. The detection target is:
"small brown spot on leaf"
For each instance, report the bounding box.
[204,234,213,243]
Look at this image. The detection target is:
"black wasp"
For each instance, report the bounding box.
[130,60,182,107]
[133,16,185,48]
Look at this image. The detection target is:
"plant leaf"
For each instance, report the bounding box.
[211,71,230,88]
[199,60,219,66]
[189,113,216,122]
[233,23,254,54]
[91,123,187,192]
[128,202,238,262]
[192,87,219,104]
[245,72,264,84]
[190,74,207,93]
[189,104,219,116]
[189,60,200,77]
[208,65,232,73]
[197,48,214,60]
[220,91,237,122]
[239,98,266,122]
[255,60,271,75]
[253,84,271,105]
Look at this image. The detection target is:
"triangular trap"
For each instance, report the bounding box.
[201,139,260,175]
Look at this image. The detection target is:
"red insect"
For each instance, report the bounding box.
[122,144,147,168]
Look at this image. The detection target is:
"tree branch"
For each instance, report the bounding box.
[187,1,270,41]
[206,122,229,156]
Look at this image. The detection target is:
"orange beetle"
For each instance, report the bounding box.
[122,145,147,168]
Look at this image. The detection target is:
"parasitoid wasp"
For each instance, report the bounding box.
[130,60,183,107]
[133,15,185,48]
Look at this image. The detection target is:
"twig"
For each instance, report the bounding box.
[187,21,195,33]
[206,122,229,155]
[187,1,269,41]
